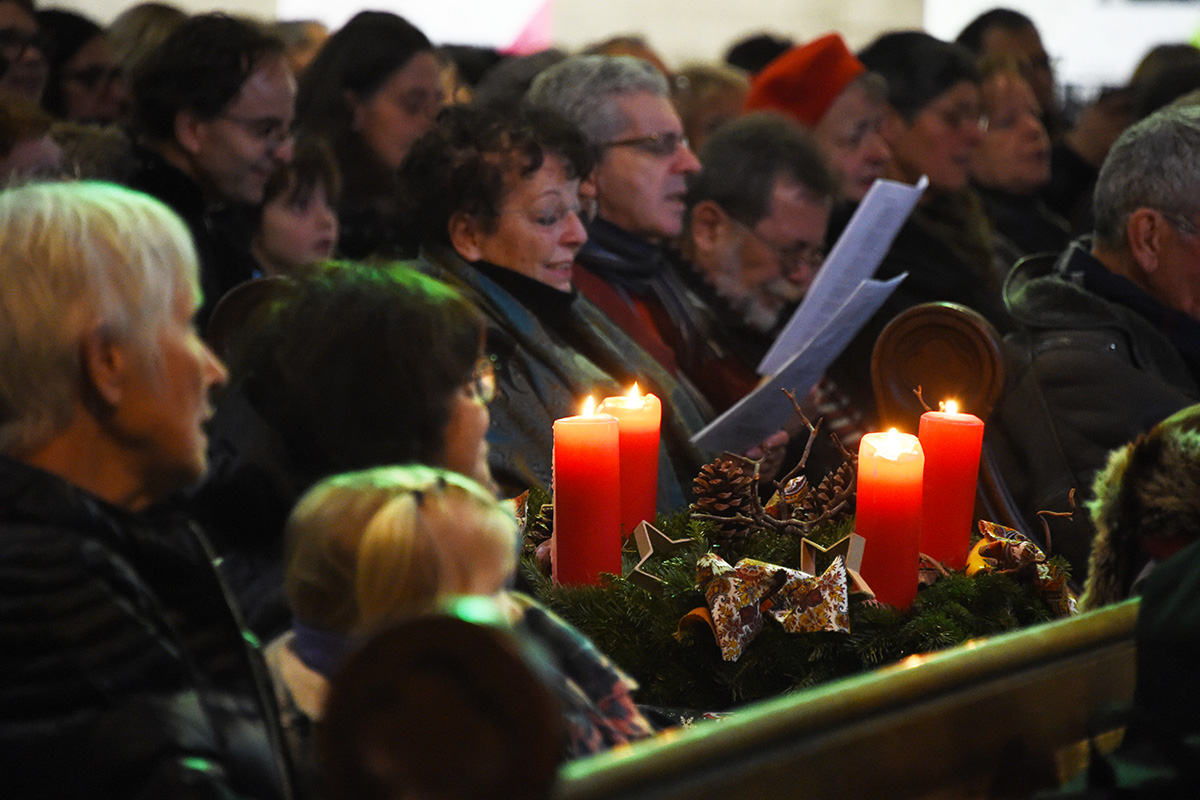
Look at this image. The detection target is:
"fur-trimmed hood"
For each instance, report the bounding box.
[1082,404,1200,608]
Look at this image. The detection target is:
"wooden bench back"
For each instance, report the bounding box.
[557,600,1138,800]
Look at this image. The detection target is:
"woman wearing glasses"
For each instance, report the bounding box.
[400,104,710,512]
[36,9,128,124]
[296,11,443,260]
[0,0,45,104]
[826,31,1013,428]
[190,263,494,639]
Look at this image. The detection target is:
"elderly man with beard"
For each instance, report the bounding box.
[676,112,836,409]
[678,113,872,471]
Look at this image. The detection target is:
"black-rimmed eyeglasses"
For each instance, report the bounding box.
[217,113,295,149]
[731,218,825,276]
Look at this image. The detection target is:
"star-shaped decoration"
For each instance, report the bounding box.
[627,521,693,592]
[800,533,873,598]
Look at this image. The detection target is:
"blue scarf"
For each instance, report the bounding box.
[291,619,348,677]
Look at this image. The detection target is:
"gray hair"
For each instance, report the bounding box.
[526,54,669,146]
[1094,104,1200,249]
[0,181,198,454]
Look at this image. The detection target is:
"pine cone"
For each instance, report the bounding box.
[691,454,758,545]
[800,461,856,522]
[525,503,554,544]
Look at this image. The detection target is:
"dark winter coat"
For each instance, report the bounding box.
[122,144,259,325]
[416,246,711,511]
[0,455,294,799]
[989,239,1200,577]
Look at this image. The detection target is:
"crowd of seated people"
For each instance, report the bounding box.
[6,2,1200,796]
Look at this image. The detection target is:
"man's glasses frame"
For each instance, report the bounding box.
[599,131,689,158]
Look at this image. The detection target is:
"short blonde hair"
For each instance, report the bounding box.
[0,181,197,454]
[284,465,518,636]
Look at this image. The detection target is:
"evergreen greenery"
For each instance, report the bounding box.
[520,488,1059,711]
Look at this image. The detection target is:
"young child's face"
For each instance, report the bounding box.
[255,181,339,276]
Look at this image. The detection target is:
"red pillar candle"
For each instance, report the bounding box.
[597,384,661,538]
[918,401,984,570]
[856,429,924,609]
[552,397,622,585]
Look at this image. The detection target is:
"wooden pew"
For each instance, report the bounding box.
[556,600,1138,800]
[869,301,1031,538]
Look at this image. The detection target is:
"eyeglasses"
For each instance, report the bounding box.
[600,130,689,158]
[217,113,295,149]
[470,355,496,404]
[503,200,585,229]
[936,106,987,132]
[392,87,445,118]
[0,27,44,59]
[733,218,825,275]
[980,108,1041,134]
[62,65,124,90]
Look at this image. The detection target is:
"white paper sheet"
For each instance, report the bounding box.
[757,175,928,376]
[691,273,905,454]
[690,175,926,454]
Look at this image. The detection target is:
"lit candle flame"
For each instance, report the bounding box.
[627,382,641,399]
[941,399,959,414]
[877,428,908,460]
[581,396,595,416]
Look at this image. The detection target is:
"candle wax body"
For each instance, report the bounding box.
[856,432,924,609]
[552,413,621,585]
[919,411,984,570]
[597,392,661,538]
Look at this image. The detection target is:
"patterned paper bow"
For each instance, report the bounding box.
[968,520,1078,617]
[678,553,850,662]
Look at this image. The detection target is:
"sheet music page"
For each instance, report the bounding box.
[757,176,927,376]
[691,273,905,454]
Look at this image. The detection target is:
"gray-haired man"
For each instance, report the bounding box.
[993,103,1200,578]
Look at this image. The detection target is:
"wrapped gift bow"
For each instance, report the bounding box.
[678,553,850,662]
[968,520,1078,617]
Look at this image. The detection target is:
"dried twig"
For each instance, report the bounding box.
[800,498,850,530]
[913,385,934,413]
[1035,488,1077,557]
[775,388,821,492]
[692,511,801,536]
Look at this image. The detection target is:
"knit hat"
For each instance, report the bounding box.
[743,33,866,127]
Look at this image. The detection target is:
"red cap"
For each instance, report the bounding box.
[743,33,866,126]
